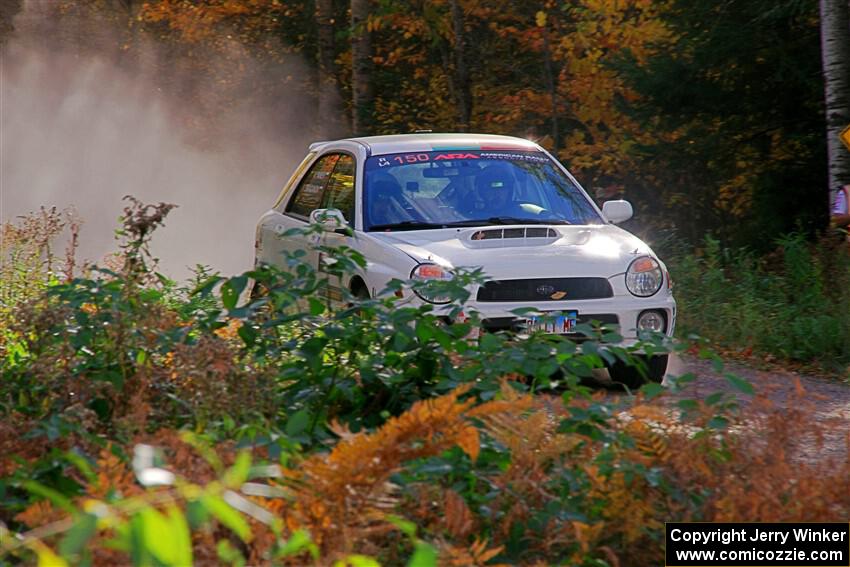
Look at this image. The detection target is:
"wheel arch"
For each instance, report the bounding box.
[348,275,369,298]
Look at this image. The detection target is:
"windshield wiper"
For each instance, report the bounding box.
[368,221,452,231]
[464,217,572,226]
[368,217,571,231]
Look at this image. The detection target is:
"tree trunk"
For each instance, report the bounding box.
[819,0,850,210]
[351,0,373,134]
[316,0,339,136]
[0,0,23,48]
[542,30,559,153]
[450,0,471,131]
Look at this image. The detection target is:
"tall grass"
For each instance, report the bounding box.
[670,233,850,369]
[0,208,77,313]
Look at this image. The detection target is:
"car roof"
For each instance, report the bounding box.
[309,133,542,156]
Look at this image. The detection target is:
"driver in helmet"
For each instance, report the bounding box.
[470,163,527,219]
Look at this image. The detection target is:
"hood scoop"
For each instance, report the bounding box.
[464,227,560,248]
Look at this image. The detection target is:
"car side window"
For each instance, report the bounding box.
[286,153,341,219]
[322,154,356,225]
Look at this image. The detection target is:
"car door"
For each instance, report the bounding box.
[257,152,342,273]
[318,152,357,302]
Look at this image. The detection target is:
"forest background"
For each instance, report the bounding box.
[2,0,844,251]
[4,2,850,565]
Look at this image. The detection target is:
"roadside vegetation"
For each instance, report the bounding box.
[2,203,849,567]
[669,234,850,374]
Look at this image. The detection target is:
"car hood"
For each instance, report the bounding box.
[367,224,653,279]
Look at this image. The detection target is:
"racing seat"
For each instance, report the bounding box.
[368,177,415,227]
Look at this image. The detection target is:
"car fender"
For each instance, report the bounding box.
[353,231,421,297]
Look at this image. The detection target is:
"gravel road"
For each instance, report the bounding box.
[593,354,850,463]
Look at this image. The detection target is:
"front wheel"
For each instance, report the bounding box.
[607,354,668,389]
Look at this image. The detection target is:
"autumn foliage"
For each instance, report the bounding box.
[0,0,845,560]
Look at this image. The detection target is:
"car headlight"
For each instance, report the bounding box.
[625,256,663,297]
[411,263,454,304]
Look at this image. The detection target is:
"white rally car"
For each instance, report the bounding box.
[255,133,675,385]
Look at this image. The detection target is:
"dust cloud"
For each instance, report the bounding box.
[1,0,323,279]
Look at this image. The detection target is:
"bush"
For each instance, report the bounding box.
[669,233,850,368]
[2,202,849,566]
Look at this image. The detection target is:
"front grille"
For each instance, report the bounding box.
[477,277,613,302]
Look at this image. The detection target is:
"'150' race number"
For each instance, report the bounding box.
[378,152,482,167]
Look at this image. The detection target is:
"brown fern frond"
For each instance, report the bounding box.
[434,536,507,567]
[443,489,475,539]
[282,385,518,554]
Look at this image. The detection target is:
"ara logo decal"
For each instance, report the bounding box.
[433,153,480,160]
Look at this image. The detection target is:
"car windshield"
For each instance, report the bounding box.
[363,150,603,231]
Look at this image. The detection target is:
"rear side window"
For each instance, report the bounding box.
[274,152,315,209]
[286,154,341,218]
[322,154,356,224]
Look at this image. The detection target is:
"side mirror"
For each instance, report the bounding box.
[310,208,347,229]
[601,200,633,224]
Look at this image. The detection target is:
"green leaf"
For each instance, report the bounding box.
[223,452,251,488]
[185,500,208,529]
[407,541,438,567]
[23,481,76,514]
[217,539,246,566]
[338,555,381,567]
[58,513,97,559]
[415,321,433,342]
[640,382,665,399]
[478,333,500,352]
[128,511,152,566]
[308,297,326,316]
[723,373,754,395]
[285,409,311,437]
[221,276,248,310]
[276,529,319,559]
[64,451,98,486]
[705,392,724,406]
[131,507,182,566]
[165,505,193,567]
[711,356,724,372]
[201,494,251,542]
[237,324,257,347]
[386,515,417,538]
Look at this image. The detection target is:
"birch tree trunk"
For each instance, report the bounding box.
[351,0,373,134]
[819,0,850,208]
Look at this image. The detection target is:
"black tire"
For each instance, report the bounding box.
[348,282,371,311]
[607,354,668,389]
[644,354,669,383]
[353,285,370,300]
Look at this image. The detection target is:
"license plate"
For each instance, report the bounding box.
[526,310,578,334]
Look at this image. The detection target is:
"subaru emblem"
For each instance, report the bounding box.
[536,284,555,296]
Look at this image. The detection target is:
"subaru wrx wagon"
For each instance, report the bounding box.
[255,134,676,385]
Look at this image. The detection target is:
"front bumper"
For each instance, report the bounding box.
[435,294,677,346]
